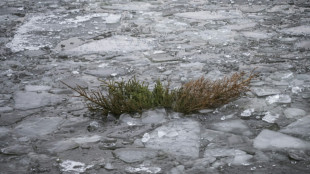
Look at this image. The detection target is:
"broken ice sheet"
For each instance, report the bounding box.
[240,108,254,117]
[262,112,279,123]
[291,86,303,94]
[252,88,281,97]
[141,133,150,143]
[126,165,161,174]
[266,94,291,104]
[59,160,93,173]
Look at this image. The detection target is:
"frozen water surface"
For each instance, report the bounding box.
[1,0,310,173]
[253,129,310,150]
[144,119,200,158]
[60,160,93,173]
[66,35,154,55]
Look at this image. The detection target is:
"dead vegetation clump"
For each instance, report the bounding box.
[173,71,256,114]
[62,71,257,117]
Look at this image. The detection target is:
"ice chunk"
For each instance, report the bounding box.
[221,21,256,31]
[142,133,150,143]
[253,129,310,150]
[262,112,280,123]
[14,117,63,138]
[240,108,254,117]
[103,2,154,11]
[71,135,102,144]
[25,85,51,92]
[295,40,310,51]
[105,14,121,23]
[210,119,252,136]
[284,108,306,119]
[14,91,63,110]
[204,148,252,166]
[242,31,273,40]
[60,160,93,173]
[119,114,142,126]
[280,25,310,36]
[252,88,281,97]
[266,94,291,104]
[141,109,167,124]
[113,148,158,163]
[1,144,32,155]
[0,106,13,113]
[280,116,310,139]
[269,72,294,81]
[47,140,79,153]
[126,164,161,174]
[232,153,253,166]
[291,86,303,94]
[0,127,10,140]
[87,121,100,132]
[143,119,200,158]
[175,10,242,20]
[66,35,153,55]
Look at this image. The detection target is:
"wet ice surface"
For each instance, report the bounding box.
[1,0,310,173]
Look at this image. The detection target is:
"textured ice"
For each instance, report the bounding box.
[0,106,13,113]
[280,25,310,35]
[280,116,310,139]
[141,109,167,124]
[175,10,242,20]
[253,129,310,150]
[239,5,267,13]
[60,13,109,24]
[221,21,256,31]
[269,71,294,81]
[0,127,10,139]
[283,108,306,119]
[141,133,151,143]
[85,66,127,78]
[199,29,237,45]
[252,88,281,97]
[113,148,159,163]
[60,160,93,173]
[210,119,252,136]
[71,135,102,144]
[154,18,188,33]
[47,140,79,153]
[204,148,252,166]
[126,165,161,174]
[242,31,273,40]
[14,117,63,138]
[295,40,310,50]
[291,86,303,94]
[266,94,291,104]
[240,108,254,117]
[240,98,269,112]
[6,15,51,52]
[105,14,121,23]
[6,13,123,52]
[66,35,154,54]
[25,85,51,92]
[103,2,154,11]
[14,91,63,110]
[119,114,142,126]
[143,119,200,158]
[267,5,290,13]
[262,112,280,123]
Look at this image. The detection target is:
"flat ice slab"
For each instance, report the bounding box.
[175,10,242,20]
[253,129,310,150]
[65,35,154,55]
[143,119,200,158]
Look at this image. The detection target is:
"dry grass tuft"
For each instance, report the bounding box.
[173,71,257,113]
[62,71,257,117]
